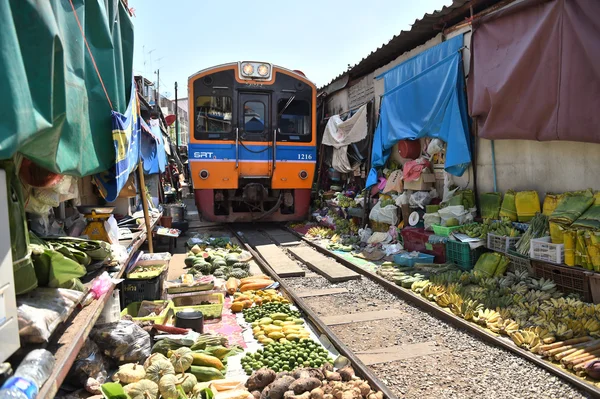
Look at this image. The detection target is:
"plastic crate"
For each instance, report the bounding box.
[394,252,435,267]
[529,236,564,264]
[432,224,462,237]
[506,250,532,274]
[172,293,224,320]
[121,300,174,324]
[589,274,600,304]
[446,240,486,271]
[121,273,164,307]
[487,233,519,253]
[531,260,592,302]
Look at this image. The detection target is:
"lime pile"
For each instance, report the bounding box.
[241,339,333,374]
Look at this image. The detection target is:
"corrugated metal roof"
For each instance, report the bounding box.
[320,0,502,91]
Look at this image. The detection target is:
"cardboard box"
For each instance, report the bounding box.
[404,172,436,191]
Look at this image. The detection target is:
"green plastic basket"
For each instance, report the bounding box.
[172,293,224,320]
[120,300,173,324]
[446,240,487,270]
[432,224,462,237]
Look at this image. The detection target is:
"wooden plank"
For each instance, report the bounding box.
[321,309,404,326]
[356,342,448,365]
[263,228,301,246]
[256,244,305,277]
[287,246,360,283]
[297,288,349,298]
[304,272,321,278]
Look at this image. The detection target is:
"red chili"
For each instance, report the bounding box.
[153,324,189,334]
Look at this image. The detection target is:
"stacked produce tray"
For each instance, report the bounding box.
[446,240,486,271]
[531,260,592,302]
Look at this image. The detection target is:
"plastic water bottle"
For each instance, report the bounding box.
[0,349,55,399]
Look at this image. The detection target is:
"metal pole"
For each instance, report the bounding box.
[155,69,160,108]
[175,82,179,148]
[137,162,153,253]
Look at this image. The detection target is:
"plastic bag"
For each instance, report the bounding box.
[369,202,399,225]
[499,190,518,221]
[91,272,114,299]
[424,213,441,231]
[426,139,445,156]
[358,226,372,243]
[442,173,458,203]
[67,338,109,394]
[91,320,151,363]
[383,243,404,256]
[438,205,472,227]
[543,193,563,216]
[395,192,410,206]
[515,191,541,222]
[17,288,84,343]
[410,191,432,209]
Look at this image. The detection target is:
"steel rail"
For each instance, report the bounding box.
[284,227,600,399]
[227,226,399,399]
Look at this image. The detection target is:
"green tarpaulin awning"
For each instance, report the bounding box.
[0,0,134,176]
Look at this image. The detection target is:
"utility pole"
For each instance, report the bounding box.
[175,82,179,148]
[155,69,160,108]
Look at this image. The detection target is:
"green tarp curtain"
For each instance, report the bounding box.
[0,0,134,176]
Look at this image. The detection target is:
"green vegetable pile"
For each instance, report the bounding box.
[243,302,301,323]
[241,339,333,374]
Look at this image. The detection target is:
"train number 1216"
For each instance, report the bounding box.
[297,153,313,160]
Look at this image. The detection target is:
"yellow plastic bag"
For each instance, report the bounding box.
[543,193,563,216]
[564,230,576,266]
[588,232,600,272]
[499,190,517,222]
[515,191,541,222]
[549,222,564,244]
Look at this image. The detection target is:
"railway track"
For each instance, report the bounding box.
[225,223,596,399]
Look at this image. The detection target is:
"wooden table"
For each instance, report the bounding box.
[36,215,160,398]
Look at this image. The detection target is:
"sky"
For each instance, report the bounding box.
[130,0,453,99]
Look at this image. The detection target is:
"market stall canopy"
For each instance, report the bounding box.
[367,35,471,187]
[0,0,134,176]
[468,0,600,143]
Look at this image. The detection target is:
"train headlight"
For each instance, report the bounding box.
[200,170,209,179]
[242,63,254,76]
[257,64,269,77]
[299,170,308,180]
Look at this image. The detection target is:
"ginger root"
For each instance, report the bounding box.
[310,387,324,399]
[324,371,342,382]
[366,391,383,399]
[284,391,311,399]
[338,367,355,382]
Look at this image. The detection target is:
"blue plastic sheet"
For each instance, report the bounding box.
[367,35,471,187]
[140,119,167,175]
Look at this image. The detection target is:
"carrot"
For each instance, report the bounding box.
[226,277,240,295]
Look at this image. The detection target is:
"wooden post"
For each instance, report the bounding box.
[137,162,153,253]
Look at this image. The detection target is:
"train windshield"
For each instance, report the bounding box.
[278,99,310,136]
[195,96,233,134]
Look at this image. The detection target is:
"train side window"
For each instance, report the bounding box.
[244,101,266,133]
[278,99,310,136]
[195,96,233,133]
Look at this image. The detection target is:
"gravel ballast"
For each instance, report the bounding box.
[283,266,591,399]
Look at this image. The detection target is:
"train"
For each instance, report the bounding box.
[188,61,317,222]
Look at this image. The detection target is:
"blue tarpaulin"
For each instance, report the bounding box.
[367,35,471,187]
[141,119,167,175]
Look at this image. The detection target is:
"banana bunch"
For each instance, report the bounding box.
[510,330,542,352]
[421,284,445,302]
[473,308,501,326]
[306,227,334,239]
[436,292,463,308]
[528,277,557,292]
[547,322,574,340]
[459,300,484,321]
[411,280,431,294]
[583,318,600,336]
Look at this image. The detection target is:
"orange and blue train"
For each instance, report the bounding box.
[188,61,317,222]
